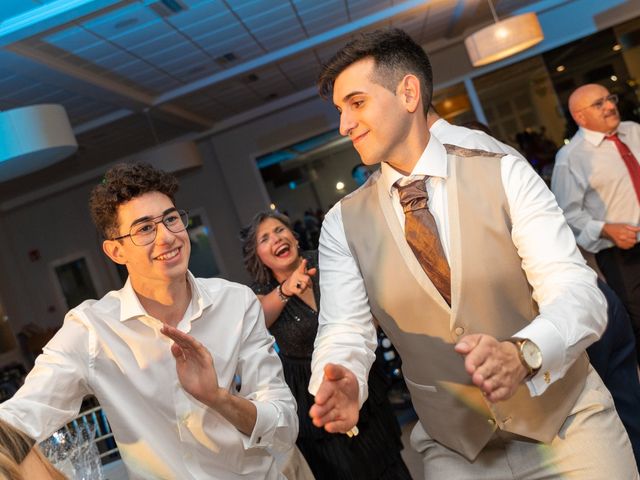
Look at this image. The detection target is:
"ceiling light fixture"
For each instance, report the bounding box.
[0,104,77,182]
[464,0,544,67]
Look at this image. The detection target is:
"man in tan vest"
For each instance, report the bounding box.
[308,28,638,479]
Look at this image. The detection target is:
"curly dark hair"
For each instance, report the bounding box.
[239,211,295,285]
[89,162,179,239]
[317,28,433,117]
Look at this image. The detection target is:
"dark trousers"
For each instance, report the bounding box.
[588,280,640,471]
[596,242,640,365]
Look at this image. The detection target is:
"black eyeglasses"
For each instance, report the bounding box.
[112,209,189,246]
[576,94,618,112]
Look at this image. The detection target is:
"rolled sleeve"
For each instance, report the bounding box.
[244,401,281,448]
[577,219,609,253]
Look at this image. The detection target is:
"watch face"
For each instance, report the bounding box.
[522,341,542,369]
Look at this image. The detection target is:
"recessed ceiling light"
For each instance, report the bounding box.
[612,44,622,51]
[150,0,188,17]
[214,52,238,66]
[556,65,565,72]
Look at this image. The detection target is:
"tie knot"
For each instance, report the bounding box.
[396,178,428,212]
[605,133,619,142]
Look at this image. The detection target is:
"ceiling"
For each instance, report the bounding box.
[0,0,566,200]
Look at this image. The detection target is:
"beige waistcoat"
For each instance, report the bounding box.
[341,145,588,461]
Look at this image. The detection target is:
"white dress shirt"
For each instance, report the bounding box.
[310,135,605,403]
[0,273,297,480]
[552,121,640,253]
[430,118,524,159]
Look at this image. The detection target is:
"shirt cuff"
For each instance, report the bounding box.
[577,220,610,253]
[243,401,280,449]
[513,317,565,396]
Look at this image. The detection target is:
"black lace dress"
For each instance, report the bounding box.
[252,251,411,480]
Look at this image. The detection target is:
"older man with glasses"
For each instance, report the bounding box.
[0,162,298,479]
[552,84,640,367]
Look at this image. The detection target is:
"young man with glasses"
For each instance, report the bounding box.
[0,163,298,479]
[552,84,640,366]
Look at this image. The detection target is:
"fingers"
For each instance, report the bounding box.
[295,259,308,275]
[170,342,185,361]
[484,386,512,403]
[323,363,349,381]
[286,259,316,295]
[620,226,640,249]
[309,370,359,433]
[457,336,525,401]
[161,326,207,358]
[454,333,482,355]
[455,334,486,375]
[311,364,357,407]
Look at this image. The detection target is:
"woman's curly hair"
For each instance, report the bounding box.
[89,162,179,239]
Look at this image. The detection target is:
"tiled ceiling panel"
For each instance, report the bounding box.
[80,3,161,40]
[0,68,120,125]
[0,0,586,199]
[294,0,349,36]
[278,53,322,89]
[347,0,394,20]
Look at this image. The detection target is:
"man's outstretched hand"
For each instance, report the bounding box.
[309,364,360,434]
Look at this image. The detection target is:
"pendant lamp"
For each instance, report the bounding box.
[464,0,544,67]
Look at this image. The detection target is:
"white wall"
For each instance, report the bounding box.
[205,96,338,224]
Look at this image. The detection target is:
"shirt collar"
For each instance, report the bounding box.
[579,123,627,147]
[119,271,210,322]
[380,133,448,196]
[429,118,449,138]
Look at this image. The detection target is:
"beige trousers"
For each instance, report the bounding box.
[410,367,639,479]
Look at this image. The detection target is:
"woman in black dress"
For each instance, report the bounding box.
[241,211,411,480]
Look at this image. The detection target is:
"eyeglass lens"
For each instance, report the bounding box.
[593,94,618,109]
[130,210,189,245]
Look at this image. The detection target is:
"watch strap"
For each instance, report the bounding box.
[507,337,540,379]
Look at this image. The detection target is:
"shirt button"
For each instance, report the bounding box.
[544,371,551,384]
[181,413,190,425]
[454,327,465,336]
[487,418,496,427]
[257,436,262,443]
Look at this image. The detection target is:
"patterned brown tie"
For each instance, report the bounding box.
[396,177,451,305]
